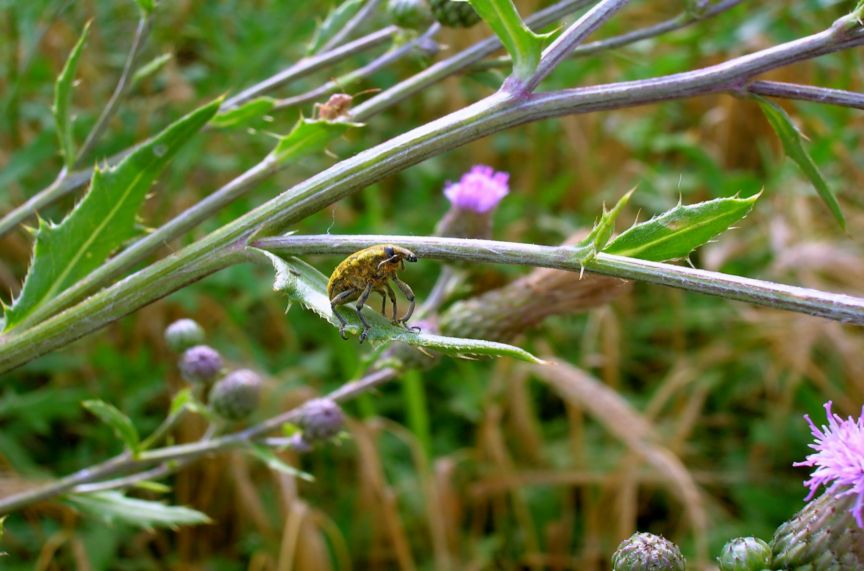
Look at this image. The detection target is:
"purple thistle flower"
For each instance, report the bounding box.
[443,165,509,214]
[794,401,864,528]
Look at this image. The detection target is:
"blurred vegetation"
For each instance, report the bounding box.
[1,0,863,569]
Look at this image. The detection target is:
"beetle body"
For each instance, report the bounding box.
[327,244,419,343]
[314,93,354,121]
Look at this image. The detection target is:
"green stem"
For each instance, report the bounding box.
[513,0,632,94]
[253,234,864,325]
[75,14,151,167]
[17,155,282,329]
[473,0,745,72]
[0,367,398,514]
[317,0,385,55]
[401,369,431,459]
[1,20,862,373]
[224,25,397,109]
[0,26,398,239]
[273,24,441,112]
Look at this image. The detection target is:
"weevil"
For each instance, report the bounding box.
[327,244,419,343]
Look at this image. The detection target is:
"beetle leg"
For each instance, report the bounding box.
[384,282,398,322]
[392,276,415,325]
[330,288,356,340]
[377,289,387,315]
[354,283,374,343]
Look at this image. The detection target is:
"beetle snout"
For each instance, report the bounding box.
[406,254,418,262]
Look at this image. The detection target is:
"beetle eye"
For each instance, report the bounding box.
[384,246,394,258]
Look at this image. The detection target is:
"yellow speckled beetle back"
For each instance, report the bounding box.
[327,244,418,343]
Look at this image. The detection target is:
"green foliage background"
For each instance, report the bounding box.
[1,0,863,568]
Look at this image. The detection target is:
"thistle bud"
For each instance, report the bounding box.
[611,532,686,571]
[435,165,509,240]
[178,345,223,384]
[298,398,344,442]
[771,401,864,567]
[209,369,262,421]
[387,0,433,30]
[717,537,772,571]
[164,318,205,352]
[429,0,480,28]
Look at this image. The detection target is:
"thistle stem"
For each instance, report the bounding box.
[75,15,151,166]
[512,0,633,95]
[0,368,398,514]
[253,234,864,325]
[1,18,862,373]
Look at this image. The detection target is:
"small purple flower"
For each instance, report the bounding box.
[794,401,864,527]
[443,165,509,214]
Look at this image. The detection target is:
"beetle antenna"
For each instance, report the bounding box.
[377,255,398,270]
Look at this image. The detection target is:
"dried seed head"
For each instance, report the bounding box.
[440,265,629,343]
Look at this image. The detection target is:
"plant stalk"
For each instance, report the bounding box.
[254,234,864,325]
[1,19,862,373]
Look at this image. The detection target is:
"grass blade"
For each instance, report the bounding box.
[756,96,845,230]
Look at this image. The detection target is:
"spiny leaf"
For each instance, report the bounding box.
[248,444,314,481]
[582,187,635,252]
[132,481,171,494]
[756,96,845,230]
[53,21,91,169]
[169,388,193,417]
[130,53,172,88]
[466,0,553,80]
[307,0,364,55]
[270,117,360,165]
[260,250,543,363]
[3,98,221,330]
[212,97,275,129]
[604,194,759,261]
[82,400,141,455]
[67,491,211,530]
